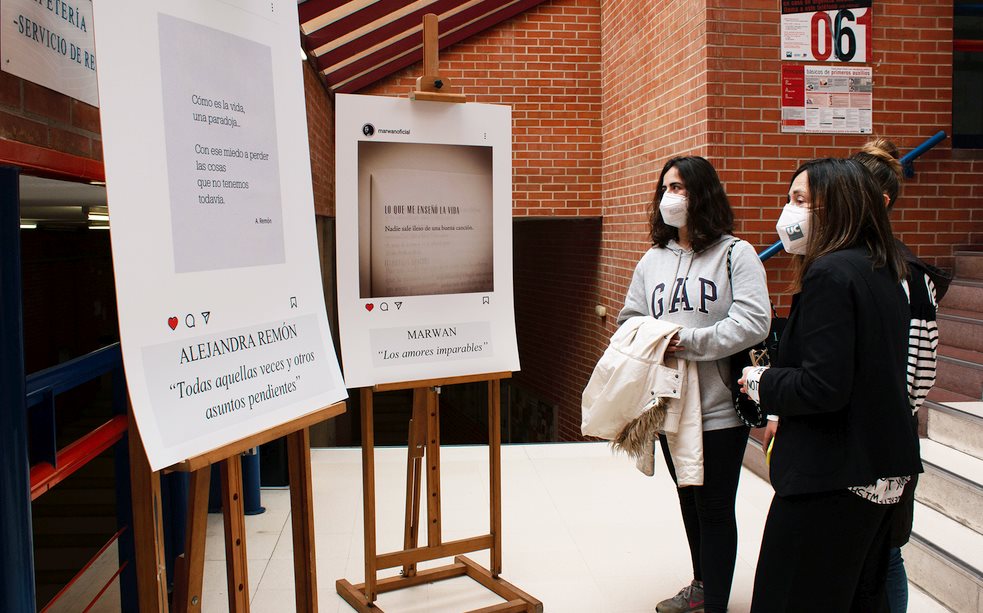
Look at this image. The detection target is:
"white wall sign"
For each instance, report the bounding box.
[1,0,99,106]
[781,1,871,63]
[92,0,347,470]
[335,94,520,389]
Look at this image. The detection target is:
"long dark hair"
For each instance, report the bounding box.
[650,156,734,252]
[789,158,907,290]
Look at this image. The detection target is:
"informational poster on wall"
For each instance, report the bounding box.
[781,0,871,63]
[781,65,872,134]
[335,94,520,388]
[1,0,99,106]
[91,0,347,470]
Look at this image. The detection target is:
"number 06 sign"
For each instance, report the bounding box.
[781,1,871,63]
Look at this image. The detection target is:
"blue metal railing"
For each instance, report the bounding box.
[26,344,122,408]
[1,165,36,613]
[26,344,125,470]
[2,162,137,611]
[901,130,947,178]
[759,131,949,262]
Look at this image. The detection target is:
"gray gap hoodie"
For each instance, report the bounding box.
[618,235,771,431]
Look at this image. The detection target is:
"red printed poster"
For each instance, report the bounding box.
[781,64,806,132]
[781,0,872,62]
[781,65,872,134]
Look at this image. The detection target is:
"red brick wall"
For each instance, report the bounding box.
[4,0,980,442]
[304,60,336,217]
[358,0,603,217]
[593,0,983,320]
[595,0,711,334]
[0,72,102,161]
[702,0,983,308]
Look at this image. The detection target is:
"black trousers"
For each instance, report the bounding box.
[750,489,893,613]
[660,425,749,613]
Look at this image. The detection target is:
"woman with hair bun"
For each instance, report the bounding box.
[851,139,952,612]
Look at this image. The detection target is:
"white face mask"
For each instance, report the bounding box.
[775,204,813,255]
[660,192,688,228]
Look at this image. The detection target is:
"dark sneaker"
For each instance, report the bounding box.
[656,580,705,613]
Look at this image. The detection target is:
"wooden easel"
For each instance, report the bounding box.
[337,15,540,611]
[336,374,542,612]
[129,401,346,612]
[409,13,467,104]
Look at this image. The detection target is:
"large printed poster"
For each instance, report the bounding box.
[92,0,347,470]
[335,94,519,388]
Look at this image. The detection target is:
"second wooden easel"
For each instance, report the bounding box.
[336,14,541,613]
[336,374,541,612]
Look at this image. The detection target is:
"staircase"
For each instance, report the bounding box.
[905,250,983,613]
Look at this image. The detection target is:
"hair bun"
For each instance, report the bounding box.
[860,138,902,180]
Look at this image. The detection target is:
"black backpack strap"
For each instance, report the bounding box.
[726,238,741,286]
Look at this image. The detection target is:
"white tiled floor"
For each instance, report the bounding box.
[196,442,947,612]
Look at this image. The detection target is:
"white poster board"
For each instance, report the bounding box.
[1,0,99,106]
[335,94,519,388]
[92,0,347,471]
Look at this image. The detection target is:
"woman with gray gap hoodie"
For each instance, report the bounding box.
[617,156,770,613]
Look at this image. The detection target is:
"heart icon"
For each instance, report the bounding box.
[167,316,179,330]
[365,303,374,312]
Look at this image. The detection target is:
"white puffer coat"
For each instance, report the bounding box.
[582,316,704,486]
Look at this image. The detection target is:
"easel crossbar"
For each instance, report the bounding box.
[470,601,528,613]
[337,556,542,613]
[376,534,492,569]
[338,561,467,596]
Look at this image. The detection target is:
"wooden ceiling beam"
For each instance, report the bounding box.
[321,0,513,86]
[312,0,468,72]
[306,0,433,51]
[298,0,353,31]
[331,0,547,93]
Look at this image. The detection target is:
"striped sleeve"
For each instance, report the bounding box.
[905,274,939,414]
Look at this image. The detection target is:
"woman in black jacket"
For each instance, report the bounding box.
[739,158,922,612]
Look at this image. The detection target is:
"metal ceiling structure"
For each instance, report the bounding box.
[298,0,549,93]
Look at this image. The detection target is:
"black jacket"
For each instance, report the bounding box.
[760,247,923,496]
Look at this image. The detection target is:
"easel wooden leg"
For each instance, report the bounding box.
[337,376,538,612]
[360,388,378,604]
[128,408,168,613]
[287,427,318,613]
[426,387,442,547]
[488,381,502,577]
[402,390,426,577]
[173,466,210,612]
[221,456,250,612]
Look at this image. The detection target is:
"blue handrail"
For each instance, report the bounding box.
[26,343,122,408]
[901,130,946,178]
[759,131,948,262]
